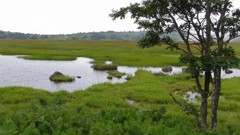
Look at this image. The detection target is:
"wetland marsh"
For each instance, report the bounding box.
[0,39,240,134]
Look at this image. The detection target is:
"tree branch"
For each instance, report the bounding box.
[169,93,201,129]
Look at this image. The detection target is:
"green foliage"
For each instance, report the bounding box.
[22,122,40,135]
[0,102,167,134]
[0,103,201,135]
[179,54,202,78]
[180,47,239,79]
[211,47,239,70]
[110,0,240,72]
[138,31,162,48]
[141,107,167,122]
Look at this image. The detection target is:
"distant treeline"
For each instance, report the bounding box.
[0,30,182,41]
[0,30,146,41]
[1,30,240,42]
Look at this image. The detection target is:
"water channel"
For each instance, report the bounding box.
[0,55,239,92]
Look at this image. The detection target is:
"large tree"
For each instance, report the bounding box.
[110,0,240,131]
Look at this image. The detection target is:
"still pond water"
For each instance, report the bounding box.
[0,55,239,92]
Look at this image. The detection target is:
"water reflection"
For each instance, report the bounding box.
[0,55,239,92]
[0,55,114,92]
[183,91,200,103]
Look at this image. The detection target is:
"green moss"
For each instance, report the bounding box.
[50,75,75,82]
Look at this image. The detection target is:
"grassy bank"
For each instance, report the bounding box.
[0,39,182,66]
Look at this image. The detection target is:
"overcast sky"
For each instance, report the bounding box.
[0,0,239,34]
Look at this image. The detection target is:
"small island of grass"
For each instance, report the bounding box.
[92,63,117,71]
[49,71,75,83]
[107,70,126,78]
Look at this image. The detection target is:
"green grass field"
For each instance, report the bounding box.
[0,39,182,66]
[0,39,240,134]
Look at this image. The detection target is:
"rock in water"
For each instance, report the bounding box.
[49,71,75,82]
[49,71,64,80]
[162,67,173,73]
[225,69,233,74]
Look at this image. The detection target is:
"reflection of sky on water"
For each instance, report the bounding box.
[221,69,240,79]
[0,55,239,92]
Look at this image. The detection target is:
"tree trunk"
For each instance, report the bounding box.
[211,68,221,130]
[200,92,208,131]
[200,70,211,131]
[199,1,212,131]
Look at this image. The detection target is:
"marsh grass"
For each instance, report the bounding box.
[0,39,239,66]
[0,39,240,134]
[0,39,182,66]
[0,70,240,134]
[92,63,117,70]
[107,70,126,78]
[21,55,77,61]
[125,74,133,80]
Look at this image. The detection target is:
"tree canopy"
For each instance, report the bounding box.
[110,0,240,132]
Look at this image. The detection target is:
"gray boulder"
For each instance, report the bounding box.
[162,67,173,73]
[225,69,233,74]
[49,71,75,82]
[49,71,64,80]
